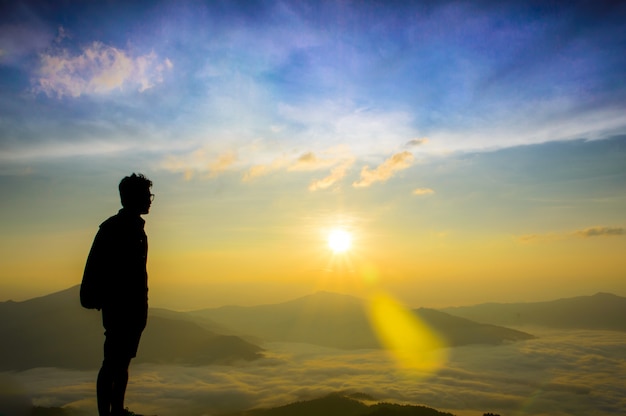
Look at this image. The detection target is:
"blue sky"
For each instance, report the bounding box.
[1,0,625,307]
[3,0,625,163]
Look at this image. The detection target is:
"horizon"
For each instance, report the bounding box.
[3,284,625,312]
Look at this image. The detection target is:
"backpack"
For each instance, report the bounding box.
[80,269,103,310]
[80,227,107,310]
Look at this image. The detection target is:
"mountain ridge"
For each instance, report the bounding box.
[224,391,456,416]
[441,292,626,330]
[0,286,263,371]
[4,286,619,371]
[8,392,459,416]
[190,291,534,349]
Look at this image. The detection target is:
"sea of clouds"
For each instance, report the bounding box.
[2,328,625,416]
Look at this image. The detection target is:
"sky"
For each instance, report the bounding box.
[1,0,626,310]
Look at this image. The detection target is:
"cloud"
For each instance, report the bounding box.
[242,156,291,182]
[288,152,339,172]
[242,148,354,191]
[12,329,626,416]
[207,152,237,177]
[518,226,625,243]
[309,158,355,191]
[162,149,237,180]
[517,233,556,244]
[33,42,172,98]
[406,138,429,147]
[353,151,415,188]
[275,102,418,157]
[574,226,624,238]
[412,187,435,196]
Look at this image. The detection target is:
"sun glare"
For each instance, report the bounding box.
[328,229,352,253]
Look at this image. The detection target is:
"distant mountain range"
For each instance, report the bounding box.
[224,391,456,416]
[190,291,534,349]
[441,292,626,331]
[11,287,622,371]
[17,392,458,416]
[0,286,263,371]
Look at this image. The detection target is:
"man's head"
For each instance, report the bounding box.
[119,173,153,214]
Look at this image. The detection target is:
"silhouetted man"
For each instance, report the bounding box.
[83,173,153,416]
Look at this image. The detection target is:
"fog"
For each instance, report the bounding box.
[4,329,625,416]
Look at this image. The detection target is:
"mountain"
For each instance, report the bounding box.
[413,308,534,345]
[190,291,378,348]
[25,392,456,416]
[441,292,626,330]
[0,287,536,371]
[0,286,263,371]
[190,291,533,349]
[225,392,456,416]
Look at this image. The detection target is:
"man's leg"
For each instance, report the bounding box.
[110,356,132,416]
[98,355,132,416]
[101,308,145,416]
[97,360,113,416]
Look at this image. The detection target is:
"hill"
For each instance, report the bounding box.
[413,308,534,345]
[10,392,457,416]
[190,291,534,349]
[225,392,455,416]
[0,286,263,371]
[441,292,626,330]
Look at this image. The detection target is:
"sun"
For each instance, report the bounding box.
[327,229,352,254]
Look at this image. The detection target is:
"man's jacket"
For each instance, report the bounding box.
[82,209,148,329]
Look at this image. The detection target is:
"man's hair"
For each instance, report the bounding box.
[119,173,152,208]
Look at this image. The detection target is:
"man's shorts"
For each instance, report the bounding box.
[102,306,147,360]
[103,326,144,359]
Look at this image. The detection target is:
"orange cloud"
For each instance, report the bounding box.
[288,151,339,171]
[244,148,354,188]
[242,156,291,181]
[162,149,236,180]
[353,151,414,188]
[207,152,237,178]
[309,158,355,191]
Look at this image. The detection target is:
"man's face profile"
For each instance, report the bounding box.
[135,189,152,215]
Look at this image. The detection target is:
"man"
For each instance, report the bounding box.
[83,173,153,416]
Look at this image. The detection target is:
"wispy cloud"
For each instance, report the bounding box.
[242,147,355,191]
[575,226,624,238]
[353,151,414,188]
[412,187,435,196]
[165,143,358,191]
[309,158,355,192]
[162,149,237,180]
[518,226,625,243]
[242,155,291,182]
[33,42,172,98]
[287,152,340,172]
[406,138,429,147]
[275,102,418,156]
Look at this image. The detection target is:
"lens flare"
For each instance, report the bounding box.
[368,293,448,375]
